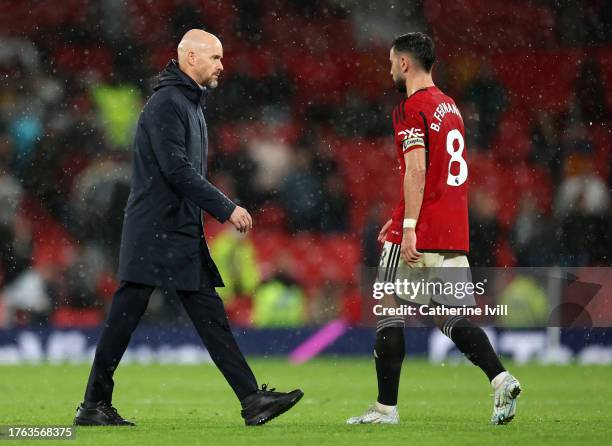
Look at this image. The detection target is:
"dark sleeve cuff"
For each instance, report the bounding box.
[214,198,237,223]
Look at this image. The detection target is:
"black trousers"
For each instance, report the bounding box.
[84,281,258,404]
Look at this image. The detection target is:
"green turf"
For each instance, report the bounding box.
[0,358,610,445]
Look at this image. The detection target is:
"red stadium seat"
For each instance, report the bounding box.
[52,45,114,79]
[324,236,360,283]
[51,308,103,328]
[425,0,555,53]
[491,50,581,113]
[0,0,87,36]
[255,204,288,231]
[490,118,532,163]
[251,231,291,278]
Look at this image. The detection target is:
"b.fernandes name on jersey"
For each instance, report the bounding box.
[430,102,462,132]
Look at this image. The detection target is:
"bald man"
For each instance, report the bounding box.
[74,30,303,427]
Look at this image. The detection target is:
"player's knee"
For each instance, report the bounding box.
[439,315,473,338]
[433,313,450,329]
[376,315,405,333]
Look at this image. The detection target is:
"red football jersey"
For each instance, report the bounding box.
[386,86,469,253]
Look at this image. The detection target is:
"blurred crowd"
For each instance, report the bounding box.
[0,0,610,329]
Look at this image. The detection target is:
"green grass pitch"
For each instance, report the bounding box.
[1,358,610,445]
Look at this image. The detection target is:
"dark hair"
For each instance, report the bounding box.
[391,32,435,72]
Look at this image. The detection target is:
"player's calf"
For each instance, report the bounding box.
[437,313,521,424]
[347,316,405,425]
[437,314,505,382]
[374,319,405,407]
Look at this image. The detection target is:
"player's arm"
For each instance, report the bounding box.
[401,148,426,263]
[403,148,426,222]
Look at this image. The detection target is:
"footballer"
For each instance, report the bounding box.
[347,32,521,426]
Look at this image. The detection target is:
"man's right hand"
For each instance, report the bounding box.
[377,219,392,242]
[229,206,253,233]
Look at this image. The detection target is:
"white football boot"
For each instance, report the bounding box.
[346,403,399,425]
[490,372,522,425]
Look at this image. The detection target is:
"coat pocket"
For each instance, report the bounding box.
[166,230,200,260]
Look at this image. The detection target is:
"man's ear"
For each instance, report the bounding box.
[400,55,411,74]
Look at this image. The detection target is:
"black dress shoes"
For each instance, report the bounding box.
[73,401,135,426]
[241,384,304,426]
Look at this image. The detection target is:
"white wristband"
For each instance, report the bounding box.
[403,218,417,229]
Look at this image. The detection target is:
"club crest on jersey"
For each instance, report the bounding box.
[398,128,425,151]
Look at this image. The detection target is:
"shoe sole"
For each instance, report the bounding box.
[73,417,135,426]
[346,417,399,425]
[246,391,304,426]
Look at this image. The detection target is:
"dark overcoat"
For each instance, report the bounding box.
[117,60,236,291]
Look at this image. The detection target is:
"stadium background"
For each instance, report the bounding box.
[0,0,610,360]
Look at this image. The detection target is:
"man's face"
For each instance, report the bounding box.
[191,41,224,88]
[389,48,407,93]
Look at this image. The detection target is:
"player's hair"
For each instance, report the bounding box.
[391,32,435,72]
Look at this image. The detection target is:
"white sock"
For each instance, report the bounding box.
[491,371,510,389]
[375,401,396,414]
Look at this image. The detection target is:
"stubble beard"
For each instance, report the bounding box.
[395,77,407,93]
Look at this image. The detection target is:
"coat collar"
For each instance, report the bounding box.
[154,59,208,104]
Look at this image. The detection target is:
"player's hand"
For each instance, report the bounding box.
[400,228,422,264]
[377,219,393,242]
[229,206,253,233]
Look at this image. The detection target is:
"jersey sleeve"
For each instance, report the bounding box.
[392,101,426,154]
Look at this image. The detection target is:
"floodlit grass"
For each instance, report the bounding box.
[1,358,610,445]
